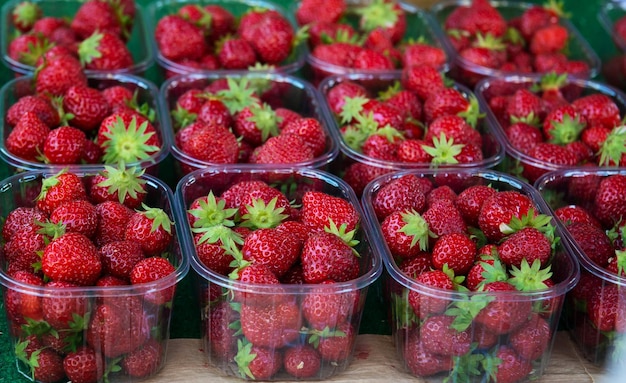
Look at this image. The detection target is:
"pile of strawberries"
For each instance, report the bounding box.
[541,171,626,367]
[480,72,626,183]
[184,172,371,379]
[169,76,330,172]
[4,69,161,167]
[441,0,591,85]
[8,0,137,71]
[155,3,303,73]
[2,167,179,382]
[296,0,448,74]
[324,65,497,195]
[365,171,565,381]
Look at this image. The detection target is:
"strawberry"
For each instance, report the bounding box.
[505,88,544,123]
[235,341,282,380]
[4,224,46,274]
[401,65,444,101]
[431,233,476,275]
[42,232,102,286]
[97,111,161,165]
[181,123,239,165]
[530,24,568,55]
[94,201,133,247]
[593,174,626,227]
[121,339,162,378]
[129,257,176,305]
[233,263,286,307]
[203,5,235,40]
[301,231,359,283]
[300,191,359,233]
[342,162,393,196]
[251,133,315,164]
[78,31,133,70]
[194,232,234,276]
[89,165,147,209]
[523,142,579,182]
[63,85,111,132]
[99,240,145,281]
[62,346,104,383]
[6,111,50,162]
[325,81,368,116]
[124,206,173,256]
[283,345,321,378]
[5,271,44,322]
[8,33,50,67]
[454,185,497,226]
[26,347,66,383]
[402,41,447,69]
[403,330,452,377]
[71,0,123,39]
[505,121,543,154]
[41,280,89,330]
[509,313,551,360]
[49,199,98,238]
[280,117,327,157]
[371,174,427,221]
[353,48,395,70]
[36,171,87,215]
[155,15,207,62]
[397,139,433,163]
[475,281,532,335]
[244,12,294,65]
[566,222,614,268]
[421,314,472,356]
[208,301,238,358]
[240,301,302,348]
[302,280,356,330]
[35,55,87,97]
[477,190,534,242]
[241,228,301,278]
[423,199,467,239]
[2,207,47,242]
[42,126,86,164]
[12,1,42,32]
[542,104,586,145]
[492,346,532,383]
[553,205,601,228]
[296,0,345,25]
[425,115,482,148]
[6,95,60,128]
[408,269,454,318]
[217,37,257,70]
[519,3,562,40]
[380,210,430,259]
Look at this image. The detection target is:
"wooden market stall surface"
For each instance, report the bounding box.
[142,333,607,382]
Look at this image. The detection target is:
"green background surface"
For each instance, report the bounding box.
[0,0,620,382]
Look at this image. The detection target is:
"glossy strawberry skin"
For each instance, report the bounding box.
[43,126,86,164]
[6,111,50,161]
[240,301,302,348]
[129,257,176,305]
[42,232,102,286]
[301,231,359,283]
[124,211,172,256]
[242,228,301,278]
[155,15,207,62]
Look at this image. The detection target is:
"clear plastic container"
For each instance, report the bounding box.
[300,1,454,85]
[0,169,189,383]
[431,0,601,86]
[361,168,580,381]
[0,73,170,173]
[160,72,338,176]
[146,0,306,77]
[475,74,626,184]
[318,72,504,169]
[535,168,626,371]
[175,166,383,380]
[598,1,626,52]
[0,0,153,76]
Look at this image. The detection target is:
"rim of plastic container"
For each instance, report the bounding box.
[430,0,601,79]
[0,170,190,297]
[475,73,626,172]
[597,1,626,53]
[535,167,626,288]
[147,0,307,75]
[0,0,154,76]
[361,167,581,301]
[0,72,171,172]
[301,1,453,75]
[318,71,505,170]
[175,165,384,294]
[160,71,339,170]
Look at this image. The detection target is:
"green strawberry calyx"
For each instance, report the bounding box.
[444,345,486,383]
[325,219,360,256]
[457,95,485,128]
[473,33,506,51]
[193,224,243,250]
[306,326,346,348]
[341,124,370,152]
[510,111,540,127]
[78,32,104,67]
[217,77,258,114]
[15,339,40,380]
[504,26,525,47]
[171,104,197,130]
[240,196,288,230]
[36,168,66,202]
[544,0,570,18]
[508,258,552,292]
[421,132,464,166]
[499,208,552,236]
[246,103,281,143]
[17,38,53,67]
[445,294,495,332]
[354,0,399,32]
[49,96,74,126]
[372,125,404,143]
[612,249,626,276]
[598,125,626,167]
[141,204,173,235]
[181,4,212,31]
[127,90,156,123]
[109,0,133,40]
[532,72,567,93]
[234,339,257,379]
[36,220,66,243]
[478,258,509,289]
[188,191,237,229]
[339,96,368,125]
[97,163,147,205]
[547,113,585,145]
[101,115,160,165]
[377,81,402,101]
[13,1,40,29]
[399,209,436,252]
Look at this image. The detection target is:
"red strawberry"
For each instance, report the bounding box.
[124,207,173,256]
[155,15,207,62]
[194,233,233,276]
[89,165,147,209]
[530,24,568,55]
[41,280,89,330]
[553,205,601,228]
[572,94,621,130]
[296,0,345,25]
[498,227,552,268]
[408,269,454,318]
[454,185,497,226]
[523,142,579,182]
[181,123,239,164]
[505,121,543,154]
[234,263,286,307]
[208,301,238,358]
[240,301,302,348]
[35,54,87,97]
[94,201,133,247]
[505,88,544,123]
[78,31,133,70]
[217,37,257,69]
[1,207,47,242]
[42,126,86,164]
[566,222,614,268]
[301,191,359,232]
[42,232,101,285]
[326,81,368,116]
[423,199,467,239]
[121,339,162,378]
[403,330,452,377]
[50,199,98,238]
[12,1,42,32]
[244,13,294,65]
[5,271,44,322]
[402,42,447,69]
[63,346,104,383]
[302,280,356,330]
[381,210,430,259]
[4,224,46,274]
[425,115,482,148]
[235,343,282,380]
[8,33,49,66]
[396,139,432,163]
[478,191,535,242]
[475,281,532,335]
[281,117,327,156]
[431,233,476,275]
[301,231,359,283]
[6,95,60,128]
[129,257,176,305]
[401,65,444,101]
[242,228,301,278]
[252,133,315,164]
[493,346,532,383]
[203,5,235,40]
[509,313,551,360]
[30,348,66,383]
[70,0,122,39]
[593,174,626,228]
[6,111,50,161]
[283,345,321,378]
[36,171,87,215]
[353,48,395,70]
[99,240,144,281]
[97,111,161,164]
[519,3,561,40]
[372,174,427,221]
[421,315,472,356]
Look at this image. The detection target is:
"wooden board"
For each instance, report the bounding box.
[141,332,608,382]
